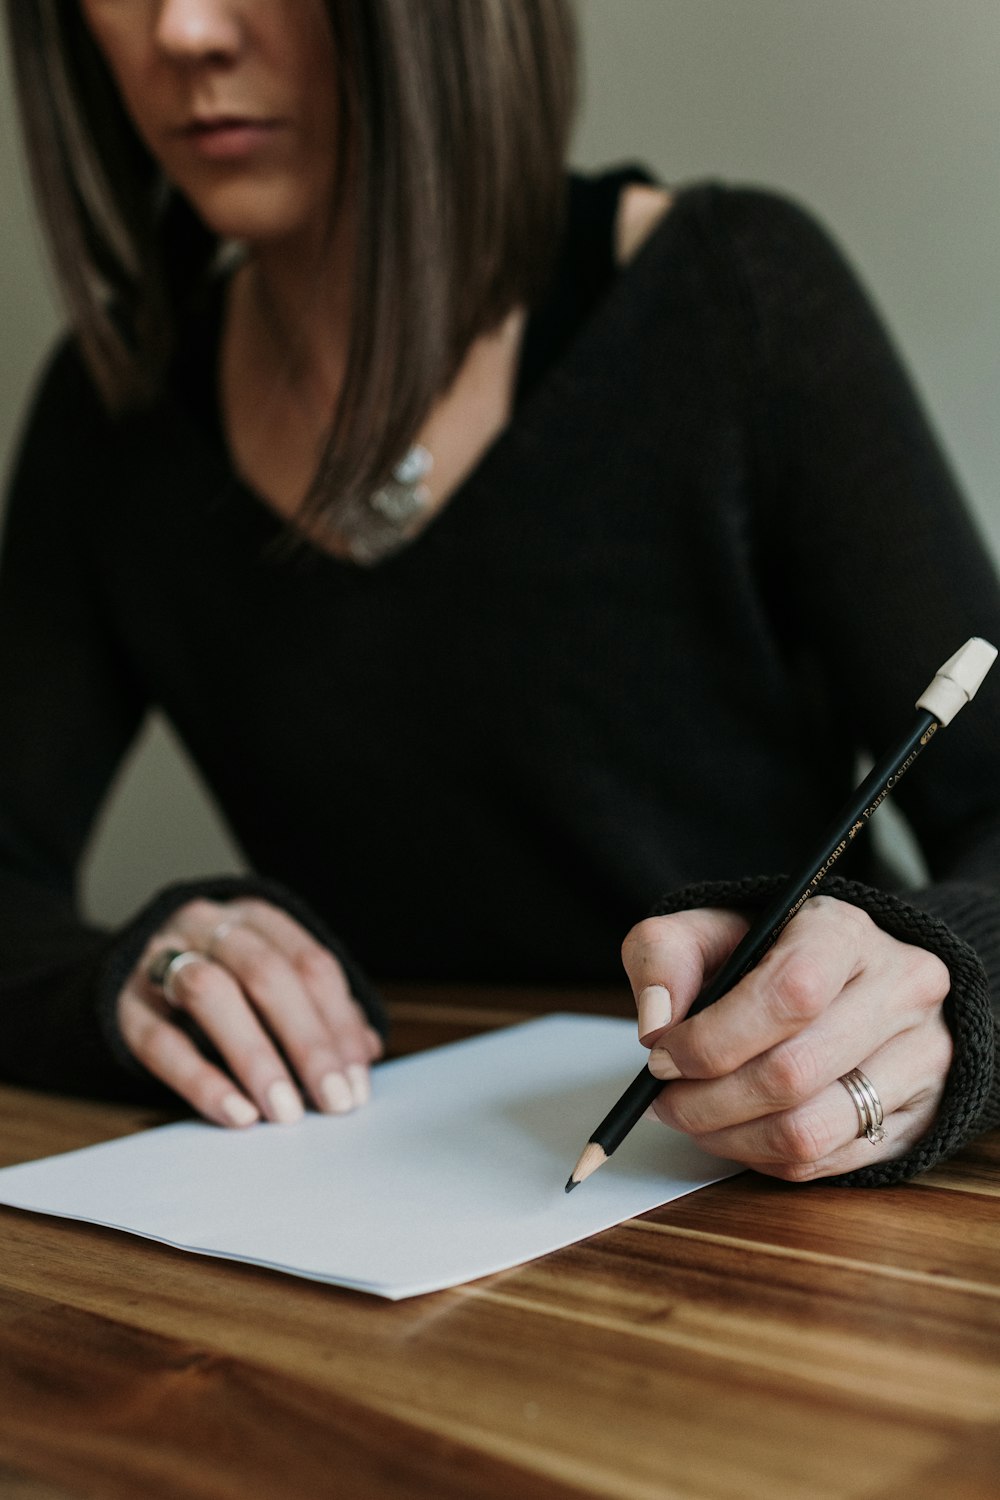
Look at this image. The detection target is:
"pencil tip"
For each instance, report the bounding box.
[567,1141,608,1190]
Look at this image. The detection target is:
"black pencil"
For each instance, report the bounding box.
[566,637,997,1191]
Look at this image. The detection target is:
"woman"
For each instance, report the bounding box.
[1,0,998,1183]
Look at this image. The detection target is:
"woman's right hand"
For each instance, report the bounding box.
[117,897,383,1127]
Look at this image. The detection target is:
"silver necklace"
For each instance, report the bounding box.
[342,443,434,565]
[245,267,434,566]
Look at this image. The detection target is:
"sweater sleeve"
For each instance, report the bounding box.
[650,875,997,1185]
[0,344,384,1104]
[709,188,1000,932]
[680,188,1000,1176]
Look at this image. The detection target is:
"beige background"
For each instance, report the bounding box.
[2,1,998,927]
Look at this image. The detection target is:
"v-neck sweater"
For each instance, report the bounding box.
[1,168,999,1185]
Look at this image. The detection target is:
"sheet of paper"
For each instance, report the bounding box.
[0,1015,738,1299]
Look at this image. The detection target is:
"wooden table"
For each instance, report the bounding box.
[0,985,998,1500]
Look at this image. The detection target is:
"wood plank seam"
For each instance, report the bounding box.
[457,1287,1000,1422]
[341,1395,695,1500]
[624,1219,1000,1300]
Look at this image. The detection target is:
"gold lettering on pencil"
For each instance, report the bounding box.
[810,840,847,888]
[768,725,938,947]
[862,742,926,821]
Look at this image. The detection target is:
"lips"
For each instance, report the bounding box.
[178,115,285,160]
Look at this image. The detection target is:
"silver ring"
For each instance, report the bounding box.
[147,947,203,1006]
[206,917,240,958]
[838,1067,886,1144]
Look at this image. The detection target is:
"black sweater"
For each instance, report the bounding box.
[2,170,999,1183]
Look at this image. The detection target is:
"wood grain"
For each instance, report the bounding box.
[0,987,997,1500]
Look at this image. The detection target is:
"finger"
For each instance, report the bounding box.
[650,967,893,1134]
[118,990,260,1129]
[155,952,311,1123]
[622,909,751,1044]
[237,901,384,1063]
[670,938,951,1135]
[181,917,366,1115]
[654,1016,952,1181]
[647,897,871,1083]
[174,900,374,1105]
[210,900,383,1069]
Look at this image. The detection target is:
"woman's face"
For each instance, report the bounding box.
[79,0,342,246]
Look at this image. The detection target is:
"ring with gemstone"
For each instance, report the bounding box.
[838,1067,886,1144]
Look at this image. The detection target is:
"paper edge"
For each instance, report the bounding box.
[0,1160,740,1301]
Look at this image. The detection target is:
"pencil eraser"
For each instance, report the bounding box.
[915,637,998,725]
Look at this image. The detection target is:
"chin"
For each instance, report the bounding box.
[181,183,315,248]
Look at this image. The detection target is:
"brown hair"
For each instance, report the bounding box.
[4,0,577,532]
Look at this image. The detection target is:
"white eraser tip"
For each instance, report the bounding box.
[915,637,997,725]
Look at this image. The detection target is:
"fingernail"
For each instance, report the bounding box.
[319,1071,354,1114]
[221,1092,259,1127]
[648,1048,682,1081]
[638,984,672,1042]
[641,1104,659,1122]
[267,1080,305,1123]
[347,1063,371,1107]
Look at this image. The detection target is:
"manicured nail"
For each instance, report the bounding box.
[319,1071,354,1114]
[637,984,671,1042]
[221,1091,259,1127]
[347,1064,371,1107]
[648,1048,682,1081]
[267,1080,304,1123]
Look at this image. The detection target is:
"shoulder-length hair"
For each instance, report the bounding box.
[4,0,577,537]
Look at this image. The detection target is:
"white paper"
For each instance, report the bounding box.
[0,1015,738,1298]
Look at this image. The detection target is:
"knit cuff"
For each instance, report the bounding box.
[96,874,387,1081]
[650,874,999,1186]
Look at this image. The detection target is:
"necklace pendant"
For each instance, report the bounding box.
[369,444,433,525]
[346,444,434,564]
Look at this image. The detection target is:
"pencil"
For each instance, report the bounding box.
[566,637,998,1191]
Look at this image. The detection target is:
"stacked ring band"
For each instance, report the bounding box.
[838,1067,886,1144]
[206,918,240,957]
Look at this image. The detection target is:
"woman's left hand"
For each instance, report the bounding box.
[621,895,953,1180]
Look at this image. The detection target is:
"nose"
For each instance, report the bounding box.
[153,0,243,64]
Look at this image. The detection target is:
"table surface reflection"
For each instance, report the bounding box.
[0,983,997,1500]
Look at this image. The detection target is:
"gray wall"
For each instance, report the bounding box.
[2,2,998,925]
